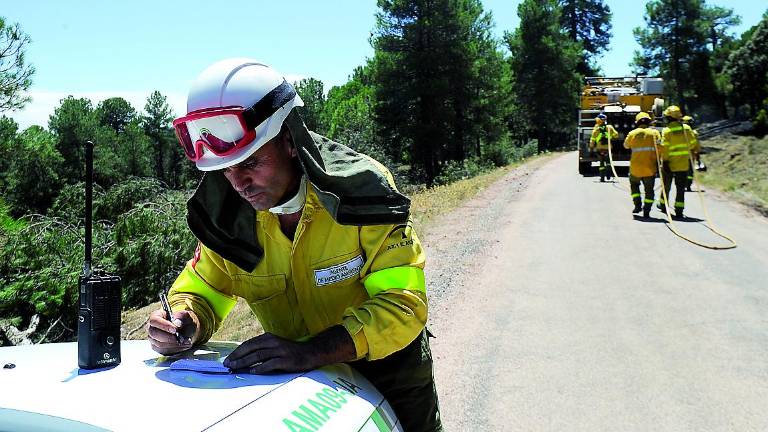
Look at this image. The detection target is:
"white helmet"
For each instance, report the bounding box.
[184,58,304,171]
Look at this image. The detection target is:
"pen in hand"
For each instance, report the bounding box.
[159,290,183,344]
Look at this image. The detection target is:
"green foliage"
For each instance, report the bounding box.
[295,78,327,134]
[0,215,101,336]
[4,126,65,216]
[558,0,613,76]
[505,0,581,152]
[0,198,24,234]
[113,189,195,307]
[0,179,195,336]
[0,17,35,111]
[723,15,768,117]
[95,97,137,133]
[48,96,154,186]
[755,98,768,136]
[434,157,494,185]
[48,182,103,224]
[108,120,154,180]
[0,116,19,192]
[324,67,383,157]
[372,0,513,185]
[632,0,739,116]
[48,96,98,184]
[142,91,177,185]
[484,140,539,167]
[97,177,164,221]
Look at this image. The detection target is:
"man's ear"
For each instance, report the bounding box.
[281,127,297,158]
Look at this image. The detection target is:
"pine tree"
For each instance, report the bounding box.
[723,14,768,116]
[558,0,613,76]
[294,78,326,134]
[372,0,510,184]
[0,18,34,112]
[633,0,739,116]
[506,0,581,152]
[142,91,175,184]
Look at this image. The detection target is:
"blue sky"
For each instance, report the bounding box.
[3,0,765,129]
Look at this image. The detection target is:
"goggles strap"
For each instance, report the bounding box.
[242,80,297,129]
[269,175,307,215]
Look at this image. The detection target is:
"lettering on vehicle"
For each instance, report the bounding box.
[314,255,364,287]
[282,386,352,431]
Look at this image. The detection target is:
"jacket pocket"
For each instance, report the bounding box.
[232,273,296,338]
[231,274,287,304]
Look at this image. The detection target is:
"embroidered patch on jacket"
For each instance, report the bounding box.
[314,255,364,287]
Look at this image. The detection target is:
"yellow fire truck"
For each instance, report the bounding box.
[577,76,665,175]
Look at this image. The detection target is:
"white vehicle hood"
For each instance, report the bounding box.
[0,341,400,431]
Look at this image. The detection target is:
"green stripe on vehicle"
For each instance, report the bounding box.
[370,409,391,432]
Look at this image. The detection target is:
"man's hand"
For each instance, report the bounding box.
[224,326,357,374]
[148,309,198,355]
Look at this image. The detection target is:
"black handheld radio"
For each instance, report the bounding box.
[77,140,122,369]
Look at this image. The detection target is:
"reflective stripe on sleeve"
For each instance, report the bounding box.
[363,266,426,297]
[170,268,237,324]
[669,151,690,156]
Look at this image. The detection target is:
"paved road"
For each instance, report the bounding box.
[425,152,768,431]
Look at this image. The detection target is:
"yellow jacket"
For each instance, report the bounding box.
[168,183,428,361]
[623,126,661,178]
[590,124,618,151]
[660,122,700,172]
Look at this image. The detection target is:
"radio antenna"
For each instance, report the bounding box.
[83,140,93,278]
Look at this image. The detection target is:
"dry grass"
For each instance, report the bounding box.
[697,133,768,216]
[123,154,542,342]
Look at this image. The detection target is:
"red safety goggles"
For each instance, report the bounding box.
[172,79,296,161]
[173,108,256,161]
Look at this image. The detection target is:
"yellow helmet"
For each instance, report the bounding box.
[682,115,693,123]
[663,105,683,120]
[635,112,651,123]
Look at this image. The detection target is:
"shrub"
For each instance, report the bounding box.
[434,157,495,185]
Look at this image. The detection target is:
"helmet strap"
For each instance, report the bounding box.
[269,175,307,215]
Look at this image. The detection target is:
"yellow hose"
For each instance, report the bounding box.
[654,127,737,250]
[606,134,629,192]
[606,122,736,250]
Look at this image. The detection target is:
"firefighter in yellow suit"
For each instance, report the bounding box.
[589,113,619,182]
[623,112,661,219]
[147,59,442,431]
[659,106,700,219]
[681,115,700,192]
